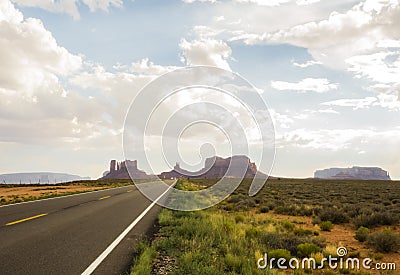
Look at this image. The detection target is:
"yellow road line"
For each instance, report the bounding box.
[6,213,48,226]
[127,190,133,193]
[99,196,111,200]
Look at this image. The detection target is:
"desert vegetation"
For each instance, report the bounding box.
[131,178,400,274]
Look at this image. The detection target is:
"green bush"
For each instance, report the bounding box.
[259,206,269,213]
[234,214,245,223]
[297,243,321,258]
[268,249,292,261]
[367,229,400,253]
[281,220,295,231]
[319,221,333,232]
[245,227,261,239]
[294,227,313,236]
[354,226,370,242]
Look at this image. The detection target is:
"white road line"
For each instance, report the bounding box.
[81,181,176,275]
[0,185,135,208]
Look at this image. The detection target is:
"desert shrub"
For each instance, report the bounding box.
[223,203,234,211]
[367,229,400,253]
[227,194,244,204]
[234,199,256,210]
[354,226,370,242]
[234,214,245,224]
[268,249,292,261]
[262,232,307,256]
[354,212,398,228]
[259,206,269,213]
[274,206,285,214]
[319,221,333,232]
[266,202,276,210]
[298,206,313,217]
[318,208,349,224]
[294,227,313,236]
[245,227,261,239]
[281,220,295,231]
[297,243,321,258]
[311,216,321,225]
[224,253,243,273]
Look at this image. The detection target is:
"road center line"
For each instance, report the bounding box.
[98,196,111,200]
[6,213,48,226]
[81,181,175,275]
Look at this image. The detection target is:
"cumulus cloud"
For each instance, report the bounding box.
[346,51,400,85]
[271,78,338,93]
[123,58,180,76]
[265,0,400,67]
[179,38,232,70]
[0,0,82,97]
[11,0,122,20]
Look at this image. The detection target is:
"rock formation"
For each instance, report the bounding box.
[101,156,267,180]
[102,160,153,179]
[159,155,267,179]
[314,166,391,180]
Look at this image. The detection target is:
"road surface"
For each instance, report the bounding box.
[0,181,174,274]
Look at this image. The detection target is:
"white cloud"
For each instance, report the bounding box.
[235,0,291,6]
[126,58,180,75]
[182,0,217,3]
[279,128,400,151]
[377,39,400,48]
[296,0,320,5]
[12,0,122,20]
[184,0,321,5]
[322,97,377,110]
[292,60,322,68]
[322,94,400,110]
[269,109,294,129]
[346,51,400,84]
[271,78,338,93]
[220,0,400,74]
[0,0,82,97]
[179,38,232,70]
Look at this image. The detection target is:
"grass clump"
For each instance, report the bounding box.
[130,242,155,275]
[319,221,333,232]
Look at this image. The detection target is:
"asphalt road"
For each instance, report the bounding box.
[0,181,174,275]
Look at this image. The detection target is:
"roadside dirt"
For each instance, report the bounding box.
[0,185,108,204]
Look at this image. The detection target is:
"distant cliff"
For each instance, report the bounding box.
[101,156,267,180]
[0,173,90,184]
[314,167,391,180]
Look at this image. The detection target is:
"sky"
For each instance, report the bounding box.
[0,0,399,179]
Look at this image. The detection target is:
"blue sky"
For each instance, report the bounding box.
[1,0,399,179]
